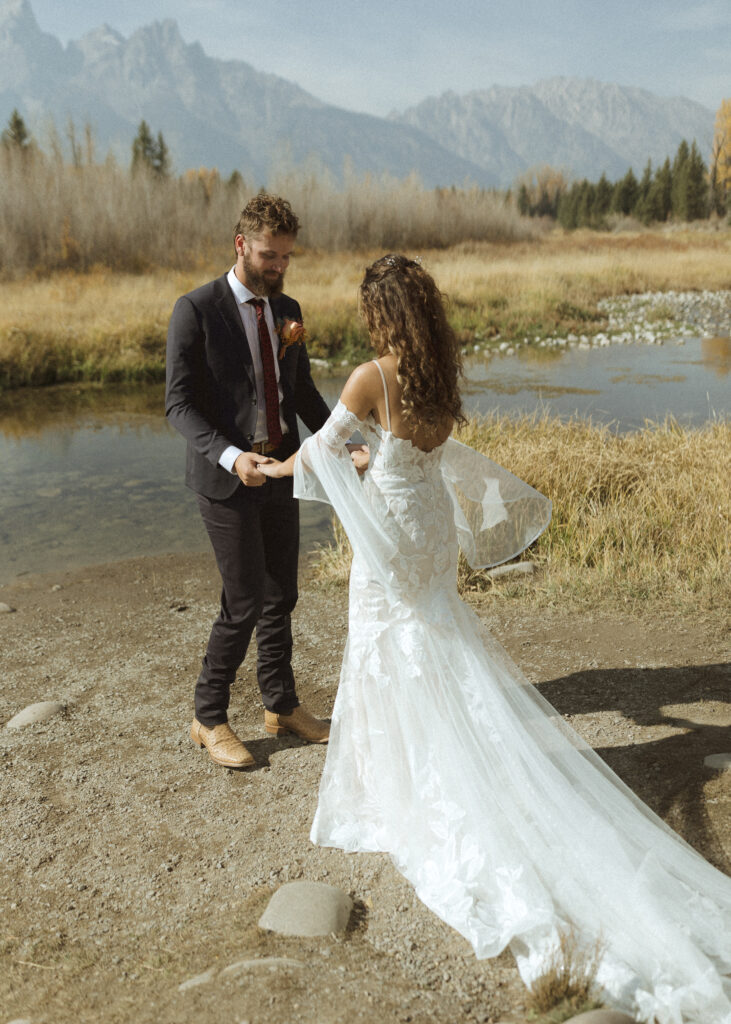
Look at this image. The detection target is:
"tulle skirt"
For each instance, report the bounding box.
[311,563,731,1024]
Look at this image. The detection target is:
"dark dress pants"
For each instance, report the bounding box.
[194,474,300,726]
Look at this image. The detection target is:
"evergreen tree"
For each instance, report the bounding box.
[685,140,708,220]
[634,160,654,222]
[592,173,613,225]
[534,186,554,218]
[517,183,530,216]
[650,158,673,222]
[1,108,30,149]
[132,120,155,172]
[557,185,579,229]
[152,131,170,177]
[131,120,170,177]
[576,181,595,227]
[611,167,639,215]
[670,139,708,221]
[671,139,690,219]
[227,169,244,191]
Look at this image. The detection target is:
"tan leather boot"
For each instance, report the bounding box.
[264,704,330,743]
[190,719,255,768]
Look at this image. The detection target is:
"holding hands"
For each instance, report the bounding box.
[233,451,270,486]
[346,443,369,475]
[253,443,370,482]
[258,457,287,479]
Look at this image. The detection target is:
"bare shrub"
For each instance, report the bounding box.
[0,144,242,277]
[0,136,537,278]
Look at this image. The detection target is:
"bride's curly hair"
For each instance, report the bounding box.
[359,254,465,435]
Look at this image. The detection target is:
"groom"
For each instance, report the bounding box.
[166,193,331,769]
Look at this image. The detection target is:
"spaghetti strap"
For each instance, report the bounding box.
[372,359,392,432]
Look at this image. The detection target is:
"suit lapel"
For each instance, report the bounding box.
[213,275,255,386]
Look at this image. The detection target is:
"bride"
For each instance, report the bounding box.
[260,254,731,1024]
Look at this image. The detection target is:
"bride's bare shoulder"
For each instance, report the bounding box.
[339,361,383,419]
[347,360,381,385]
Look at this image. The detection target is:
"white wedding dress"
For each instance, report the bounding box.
[294,373,731,1024]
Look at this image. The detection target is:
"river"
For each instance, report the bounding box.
[0,334,728,584]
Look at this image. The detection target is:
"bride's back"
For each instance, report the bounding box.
[370,355,453,453]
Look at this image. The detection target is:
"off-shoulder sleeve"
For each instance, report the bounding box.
[294,401,400,580]
[294,400,363,505]
[441,438,552,570]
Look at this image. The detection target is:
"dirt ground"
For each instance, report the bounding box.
[1,552,729,1024]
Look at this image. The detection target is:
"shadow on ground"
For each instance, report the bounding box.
[537,662,731,873]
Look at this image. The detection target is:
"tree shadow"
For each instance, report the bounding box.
[536,662,731,874]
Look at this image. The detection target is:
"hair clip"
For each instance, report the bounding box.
[383,254,421,269]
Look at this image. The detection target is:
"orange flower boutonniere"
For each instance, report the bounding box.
[276,318,306,360]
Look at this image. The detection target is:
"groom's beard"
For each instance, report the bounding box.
[243,252,285,297]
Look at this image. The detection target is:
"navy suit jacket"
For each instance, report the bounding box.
[165,273,330,500]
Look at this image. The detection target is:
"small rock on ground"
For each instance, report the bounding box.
[487,562,535,579]
[704,753,731,770]
[5,701,66,729]
[258,880,353,937]
[0,601,16,613]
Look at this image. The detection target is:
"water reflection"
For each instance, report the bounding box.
[0,382,167,439]
[0,335,728,584]
[700,336,731,377]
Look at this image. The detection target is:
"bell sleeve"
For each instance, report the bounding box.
[294,402,400,580]
[441,438,552,570]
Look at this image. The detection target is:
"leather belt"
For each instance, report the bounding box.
[250,440,279,454]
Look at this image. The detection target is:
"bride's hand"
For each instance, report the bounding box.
[257,458,284,478]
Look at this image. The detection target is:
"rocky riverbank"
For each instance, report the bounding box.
[470,288,731,359]
[1,553,729,1023]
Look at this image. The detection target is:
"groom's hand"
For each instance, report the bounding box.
[347,443,369,475]
[234,451,268,487]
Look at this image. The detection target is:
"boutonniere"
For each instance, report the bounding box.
[275,318,307,360]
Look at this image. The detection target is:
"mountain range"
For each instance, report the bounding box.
[0,0,716,187]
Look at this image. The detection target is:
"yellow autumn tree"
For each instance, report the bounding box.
[182,166,221,202]
[515,165,570,218]
[710,98,731,214]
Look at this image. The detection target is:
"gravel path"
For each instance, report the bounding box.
[1,553,729,1024]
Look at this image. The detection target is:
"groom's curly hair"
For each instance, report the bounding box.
[233,193,300,243]
[359,254,465,437]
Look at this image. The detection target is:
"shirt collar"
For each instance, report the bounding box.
[227,266,270,307]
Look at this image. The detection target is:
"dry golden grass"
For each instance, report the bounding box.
[283,228,731,345]
[0,268,204,386]
[312,413,731,613]
[525,929,604,1022]
[1,229,729,387]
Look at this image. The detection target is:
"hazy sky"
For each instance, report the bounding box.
[31,0,729,114]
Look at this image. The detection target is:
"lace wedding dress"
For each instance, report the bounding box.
[294,376,731,1024]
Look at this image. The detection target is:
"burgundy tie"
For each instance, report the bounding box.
[248,298,283,448]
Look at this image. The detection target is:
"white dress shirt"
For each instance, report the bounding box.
[219,266,289,474]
